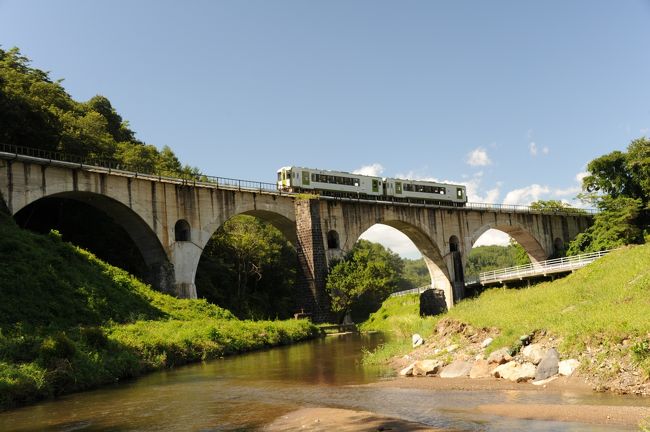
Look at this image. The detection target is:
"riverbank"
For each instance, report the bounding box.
[0,214,319,411]
[362,244,650,396]
[366,377,650,428]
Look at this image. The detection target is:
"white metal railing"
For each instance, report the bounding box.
[390,285,432,297]
[468,249,613,285]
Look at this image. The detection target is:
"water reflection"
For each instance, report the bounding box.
[0,333,647,431]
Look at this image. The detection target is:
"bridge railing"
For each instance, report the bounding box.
[390,285,432,297]
[469,249,613,285]
[0,143,595,214]
[0,143,280,194]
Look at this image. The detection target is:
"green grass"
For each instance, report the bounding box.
[359,294,436,365]
[362,245,650,372]
[0,213,319,410]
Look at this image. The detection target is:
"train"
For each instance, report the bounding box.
[277,166,467,206]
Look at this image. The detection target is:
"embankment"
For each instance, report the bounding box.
[0,213,319,411]
[362,245,650,395]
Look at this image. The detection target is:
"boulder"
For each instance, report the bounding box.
[493,361,519,380]
[399,363,416,376]
[558,359,580,376]
[493,361,536,382]
[481,337,494,348]
[469,359,493,379]
[522,343,545,365]
[535,348,560,381]
[487,347,512,365]
[439,360,473,378]
[419,289,448,316]
[412,359,443,376]
[513,362,537,382]
[412,334,424,348]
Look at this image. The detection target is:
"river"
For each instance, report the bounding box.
[0,333,647,431]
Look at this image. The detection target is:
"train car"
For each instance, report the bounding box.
[383,177,467,206]
[277,166,384,197]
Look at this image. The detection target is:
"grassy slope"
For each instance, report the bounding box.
[0,214,318,410]
[362,245,650,374]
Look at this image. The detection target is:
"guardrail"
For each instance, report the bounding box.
[390,285,432,297]
[467,249,613,286]
[0,143,280,194]
[0,143,595,215]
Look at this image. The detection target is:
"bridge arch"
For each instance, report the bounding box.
[194,209,299,319]
[356,220,454,309]
[13,191,172,293]
[471,223,547,263]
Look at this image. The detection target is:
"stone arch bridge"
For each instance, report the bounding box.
[0,153,592,321]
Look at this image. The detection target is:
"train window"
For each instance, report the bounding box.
[354,179,359,187]
[277,172,282,181]
[440,188,446,195]
[457,188,464,198]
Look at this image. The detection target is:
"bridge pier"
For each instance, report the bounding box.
[169,241,202,298]
[294,199,332,323]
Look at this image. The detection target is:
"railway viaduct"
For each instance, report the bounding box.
[0,152,592,321]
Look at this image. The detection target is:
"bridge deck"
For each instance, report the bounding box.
[0,146,594,216]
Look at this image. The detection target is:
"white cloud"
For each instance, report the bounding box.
[474,229,512,247]
[530,141,549,157]
[576,171,588,183]
[359,224,421,259]
[503,184,550,206]
[466,147,492,167]
[353,163,384,177]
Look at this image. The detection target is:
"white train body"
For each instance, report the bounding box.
[277,166,383,197]
[277,166,467,206]
[384,178,466,205]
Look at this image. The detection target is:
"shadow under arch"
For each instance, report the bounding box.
[471,223,547,263]
[13,191,172,292]
[361,220,454,309]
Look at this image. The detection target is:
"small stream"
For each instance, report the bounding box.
[0,333,647,431]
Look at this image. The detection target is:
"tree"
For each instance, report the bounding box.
[567,196,643,255]
[195,215,296,319]
[568,137,650,255]
[465,241,531,278]
[326,240,401,321]
[0,46,198,177]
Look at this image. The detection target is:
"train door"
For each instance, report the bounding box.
[372,179,379,193]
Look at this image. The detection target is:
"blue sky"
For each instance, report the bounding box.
[2,1,650,257]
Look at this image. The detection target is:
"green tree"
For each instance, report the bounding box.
[465,241,530,278]
[0,46,198,177]
[569,137,650,254]
[195,215,296,319]
[567,196,643,255]
[399,258,430,290]
[326,240,401,321]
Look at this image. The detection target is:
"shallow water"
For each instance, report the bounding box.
[0,333,648,431]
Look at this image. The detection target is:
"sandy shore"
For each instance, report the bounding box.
[265,376,650,430]
[263,407,448,431]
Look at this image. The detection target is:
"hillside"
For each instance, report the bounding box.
[362,245,650,393]
[0,213,318,410]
